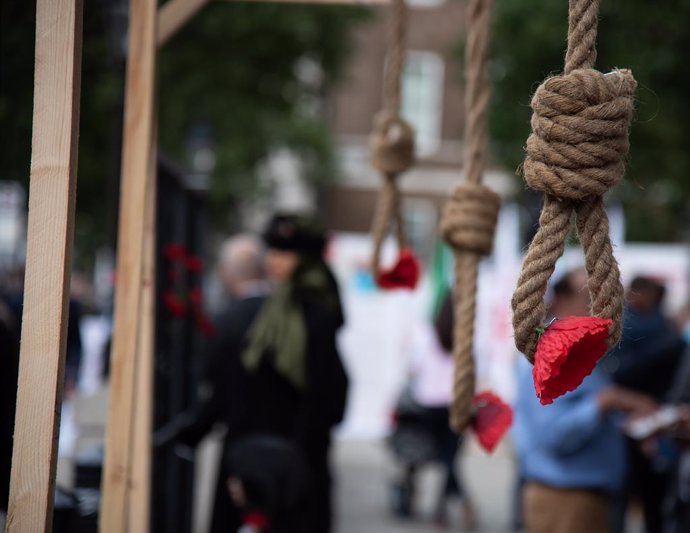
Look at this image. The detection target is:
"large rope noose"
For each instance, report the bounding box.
[369,0,415,277]
[439,0,500,433]
[511,0,636,361]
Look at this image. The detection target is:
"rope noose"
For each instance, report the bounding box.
[511,0,637,361]
[369,0,415,277]
[439,0,500,433]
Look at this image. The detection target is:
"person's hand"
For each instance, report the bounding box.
[667,405,690,447]
[597,386,658,417]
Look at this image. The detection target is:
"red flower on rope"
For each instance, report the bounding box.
[533,316,613,405]
[377,248,420,290]
[471,391,513,453]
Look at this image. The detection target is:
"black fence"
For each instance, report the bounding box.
[152,156,208,533]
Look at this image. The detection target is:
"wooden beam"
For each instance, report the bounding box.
[236,0,389,3]
[158,0,211,47]
[99,0,157,529]
[157,0,390,48]
[5,0,83,532]
[127,129,157,533]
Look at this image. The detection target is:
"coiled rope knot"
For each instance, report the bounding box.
[369,111,415,176]
[440,183,501,257]
[523,68,637,202]
[512,66,637,362]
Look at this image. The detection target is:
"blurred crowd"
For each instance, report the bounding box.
[2,215,690,533]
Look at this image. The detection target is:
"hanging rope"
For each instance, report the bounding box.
[511,0,636,361]
[369,0,415,278]
[439,0,500,433]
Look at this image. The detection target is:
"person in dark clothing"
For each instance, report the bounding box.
[606,277,686,533]
[158,217,348,533]
[0,295,19,518]
[607,277,685,399]
[5,281,82,395]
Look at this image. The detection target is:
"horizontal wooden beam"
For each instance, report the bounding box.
[234,0,389,4]
[158,0,210,47]
[158,0,390,48]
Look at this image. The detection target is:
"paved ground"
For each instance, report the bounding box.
[334,439,517,533]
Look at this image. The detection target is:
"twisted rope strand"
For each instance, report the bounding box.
[511,197,572,361]
[575,198,623,346]
[450,254,478,432]
[439,0,498,432]
[565,0,599,73]
[384,0,406,113]
[463,0,492,186]
[369,0,415,276]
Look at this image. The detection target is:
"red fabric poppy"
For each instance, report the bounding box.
[163,290,187,318]
[243,512,270,530]
[188,286,203,305]
[471,391,513,453]
[533,316,613,405]
[164,243,187,261]
[186,255,204,273]
[376,248,420,290]
[195,314,216,337]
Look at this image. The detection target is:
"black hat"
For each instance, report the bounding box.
[262,213,327,255]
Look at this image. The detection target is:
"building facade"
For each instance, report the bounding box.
[325,0,514,252]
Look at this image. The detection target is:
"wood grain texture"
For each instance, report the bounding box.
[99,0,157,529]
[5,0,83,532]
[126,122,157,533]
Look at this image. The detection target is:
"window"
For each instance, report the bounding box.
[401,51,444,156]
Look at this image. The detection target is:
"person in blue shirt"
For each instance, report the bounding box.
[515,269,657,533]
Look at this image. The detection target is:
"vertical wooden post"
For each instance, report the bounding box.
[5,0,83,532]
[127,124,157,533]
[99,0,157,529]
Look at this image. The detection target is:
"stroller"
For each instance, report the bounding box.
[387,386,459,520]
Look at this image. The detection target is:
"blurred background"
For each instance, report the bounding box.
[1,0,690,532]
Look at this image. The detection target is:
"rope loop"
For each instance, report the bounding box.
[511,0,636,361]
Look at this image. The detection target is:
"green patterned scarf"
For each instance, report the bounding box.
[241,260,339,390]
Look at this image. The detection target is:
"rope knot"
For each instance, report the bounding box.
[369,111,415,175]
[440,183,501,256]
[523,68,636,201]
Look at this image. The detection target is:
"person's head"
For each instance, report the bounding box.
[628,276,664,313]
[218,234,265,296]
[550,268,589,317]
[262,213,327,283]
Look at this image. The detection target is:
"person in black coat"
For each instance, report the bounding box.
[0,295,19,517]
[158,217,348,533]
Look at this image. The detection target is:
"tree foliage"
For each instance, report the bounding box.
[158,2,369,226]
[0,0,368,266]
[489,0,690,241]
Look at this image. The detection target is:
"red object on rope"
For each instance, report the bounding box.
[471,391,512,453]
[376,248,420,290]
[533,316,613,405]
